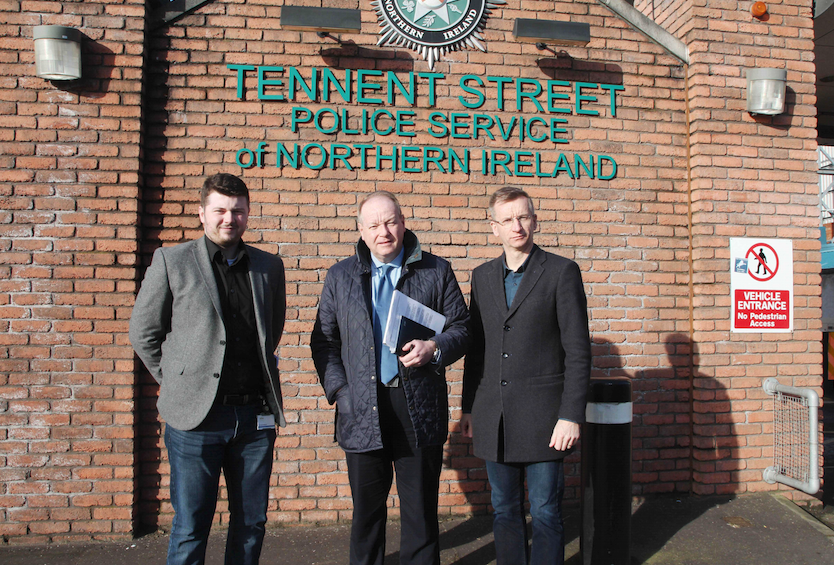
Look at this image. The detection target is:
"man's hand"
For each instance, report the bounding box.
[460,414,473,438]
[400,339,435,368]
[549,419,580,451]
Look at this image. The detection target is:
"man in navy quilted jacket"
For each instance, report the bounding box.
[311,191,470,565]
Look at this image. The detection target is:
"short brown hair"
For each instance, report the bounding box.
[488,186,534,218]
[357,191,403,224]
[201,173,249,206]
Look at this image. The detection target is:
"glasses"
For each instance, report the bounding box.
[492,214,534,228]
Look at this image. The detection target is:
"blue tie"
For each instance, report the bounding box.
[374,265,397,384]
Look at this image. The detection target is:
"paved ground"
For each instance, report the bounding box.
[1,493,833,564]
[630,494,834,565]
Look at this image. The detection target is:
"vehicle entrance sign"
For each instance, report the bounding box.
[730,238,793,333]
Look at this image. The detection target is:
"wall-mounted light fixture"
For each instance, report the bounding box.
[746,68,787,115]
[280,6,362,37]
[34,25,82,80]
[513,19,591,50]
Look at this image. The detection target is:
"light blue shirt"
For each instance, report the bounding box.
[371,247,405,316]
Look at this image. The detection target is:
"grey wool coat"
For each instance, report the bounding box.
[129,236,287,431]
[462,245,591,463]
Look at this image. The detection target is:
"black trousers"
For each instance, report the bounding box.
[345,383,443,565]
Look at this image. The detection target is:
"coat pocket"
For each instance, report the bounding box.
[160,356,186,381]
[523,373,564,418]
[529,372,565,387]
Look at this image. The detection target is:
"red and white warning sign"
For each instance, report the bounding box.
[730,238,793,333]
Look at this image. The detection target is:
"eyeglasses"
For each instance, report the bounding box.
[492,214,534,227]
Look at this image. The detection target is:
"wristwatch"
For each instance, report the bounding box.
[430,341,442,365]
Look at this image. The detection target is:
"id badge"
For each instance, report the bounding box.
[256,413,275,430]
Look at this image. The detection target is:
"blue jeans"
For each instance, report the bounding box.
[164,403,276,565]
[486,460,565,565]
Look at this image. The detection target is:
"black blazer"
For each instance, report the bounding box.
[462,245,591,462]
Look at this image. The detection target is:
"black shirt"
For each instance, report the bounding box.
[205,237,265,397]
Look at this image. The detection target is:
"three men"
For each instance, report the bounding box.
[461,187,591,565]
[129,173,286,565]
[311,191,471,565]
[130,179,590,564]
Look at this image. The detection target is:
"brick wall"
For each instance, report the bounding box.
[0,0,146,543]
[0,0,821,543]
[683,0,820,494]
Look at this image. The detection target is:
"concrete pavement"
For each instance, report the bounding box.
[1,493,833,564]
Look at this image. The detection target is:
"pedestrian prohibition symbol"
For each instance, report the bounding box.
[746,243,778,282]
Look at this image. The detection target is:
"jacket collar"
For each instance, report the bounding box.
[488,244,546,319]
[355,229,422,274]
[204,236,249,267]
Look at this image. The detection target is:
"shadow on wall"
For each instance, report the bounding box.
[321,43,414,72]
[590,332,740,559]
[594,333,740,495]
[135,27,177,535]
[536,52,624,88]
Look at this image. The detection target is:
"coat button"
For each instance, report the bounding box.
[213,373,220,379]
[502,353,509,358]
[219,340,226,345]
[503,325,510,331]
[501,380,508,386]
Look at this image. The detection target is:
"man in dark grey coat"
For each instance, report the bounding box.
[461,187,591,565]
[129,173,286,565]
[311,191,470,565]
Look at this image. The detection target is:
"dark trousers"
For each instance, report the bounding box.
[345,383,443,565]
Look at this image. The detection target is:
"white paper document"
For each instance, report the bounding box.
[383,290,446,353]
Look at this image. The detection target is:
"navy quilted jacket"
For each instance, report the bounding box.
[311,231,471,452]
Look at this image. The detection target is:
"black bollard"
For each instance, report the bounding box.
[580,377,632,565]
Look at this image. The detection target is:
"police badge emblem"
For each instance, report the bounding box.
[372,0,506,69]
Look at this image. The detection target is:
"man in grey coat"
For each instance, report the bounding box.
[129,173,286,565]
[461,186,591,565]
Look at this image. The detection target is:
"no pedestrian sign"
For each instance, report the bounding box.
[730,238,793,333]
